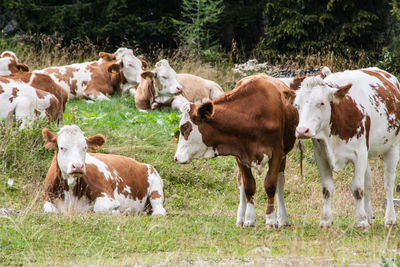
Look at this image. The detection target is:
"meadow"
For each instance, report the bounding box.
[0,44,399,266]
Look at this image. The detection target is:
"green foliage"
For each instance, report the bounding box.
[174,0,224,54]
[258,0,392,60]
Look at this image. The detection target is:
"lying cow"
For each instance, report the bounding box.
[36,47,146,101]
[0,51,29,76]
[42,125,166,215]
[4,72,68,123]
[0,76,60,128]
[294,67,400,228]
[174,74,298,228]
[135,59,223,111]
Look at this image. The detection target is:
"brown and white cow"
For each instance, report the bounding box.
[0,51,29,76]
[4,72,68,122]
[42,125,166,215]
[293,67,400,228]
[36,48,146,101]
[135,60,223,111]
[174,74,299,228]
[0,76,60,128]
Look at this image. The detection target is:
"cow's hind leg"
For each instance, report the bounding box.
[383,145,399,226]
[276,158,289,227]
[313,139,334,227]
[147,165,166,216]
[236,159,256,228]
[351,149,369,228]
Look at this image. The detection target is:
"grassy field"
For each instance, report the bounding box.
[0,46,399,266]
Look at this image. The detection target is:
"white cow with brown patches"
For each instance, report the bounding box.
[135,59,223,111]
[36,48,146,101]
[0,76,60,128]
[293,67,400,228]
[42,125,166,215]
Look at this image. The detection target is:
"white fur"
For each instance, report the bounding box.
[0,57,13,76]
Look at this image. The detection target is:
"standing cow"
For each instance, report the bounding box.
[174,74,298,228]
[42,125,166,215]
[294,67,400,228]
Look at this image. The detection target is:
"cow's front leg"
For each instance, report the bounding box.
[94,194,120,214]
[237,159,256,228]
[236,171,246,227]
[383,145,399,226]
[276,158,290,227]
[313,139,334,227]
[351,150,369,229]
[264,150,283,228]
[364,164,373,224]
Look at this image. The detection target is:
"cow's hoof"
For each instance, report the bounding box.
[319,221,332,228]
[265,223,278,229]
[236,221,244,227]
[385,222,397,228]
[243,221,256,228]
[356,220,370,230]
[278,222,291,228]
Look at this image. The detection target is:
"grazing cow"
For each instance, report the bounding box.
[42,125,166,215]
[4,72,68,122]
[0,76,60,128]
[135,60,223,111]
[174,74,299,228]
[293,67,400,228]
[0,51,29,76]
[36,48,146,101]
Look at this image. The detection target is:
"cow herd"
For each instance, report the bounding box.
[1,47,399,230]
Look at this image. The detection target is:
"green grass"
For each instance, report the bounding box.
[0,96,399,266]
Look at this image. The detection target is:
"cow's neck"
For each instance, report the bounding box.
[59,170,88,199]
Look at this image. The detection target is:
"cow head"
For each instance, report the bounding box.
[1,50,19,62]
[174,101,217,163]
[99,48,148,89]
[42,126,106,183]
[141,59,182,96]
[294,76,352,139]
[0,57,29,76]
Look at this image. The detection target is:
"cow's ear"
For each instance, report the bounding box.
[197,101,214,120]
[42,128,58,150]
[141,60,148,70]
[16,63,29,72]
[107,63,121,74]
[141,71,155,81]
[283,89,296,104]
[99,52,116,61]
[86,134,106,152]
[333,83,352,103]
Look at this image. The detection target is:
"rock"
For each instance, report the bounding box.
[2,19,20,36]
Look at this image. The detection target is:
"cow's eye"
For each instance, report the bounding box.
[320,102,325,106]
[60,147,65,151]
[84,146,88,151]
[161,76,167,79]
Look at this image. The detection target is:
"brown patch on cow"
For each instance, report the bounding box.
[150,191,161,200]
[322,187,330,199]
[362,69,400,135]
[35,88,46,99]
[353,188,364,200]
[9,87,19,102]
[135,79,155,110]
[330,96,366,142]
[365,115,371,149]
[0,87,4,94]
[290,76,306,90]
[180,122,193,140]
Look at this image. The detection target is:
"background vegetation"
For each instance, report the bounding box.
[1,0,399,72]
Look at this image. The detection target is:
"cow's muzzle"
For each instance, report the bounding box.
[296,127,313,139]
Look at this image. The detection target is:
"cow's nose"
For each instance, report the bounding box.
[71,163,85,173]
[174,156,178,163]
[176,86,183,92]
[296,127,312,139]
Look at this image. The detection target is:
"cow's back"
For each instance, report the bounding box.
[177,73,224,103]
[324,68,400,154]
